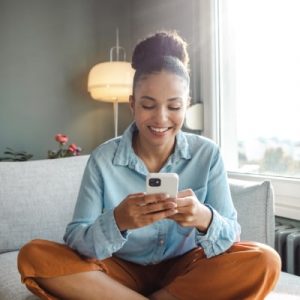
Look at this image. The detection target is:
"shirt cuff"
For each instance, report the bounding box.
[97,209,129,253]
[196,205,214,235]
[195,205,223,258]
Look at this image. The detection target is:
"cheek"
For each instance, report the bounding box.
[174,110,186,125]
[132,107,148,123]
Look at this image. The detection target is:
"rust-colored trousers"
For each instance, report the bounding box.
[18,239,281,300]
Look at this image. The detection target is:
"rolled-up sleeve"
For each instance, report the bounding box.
[195,147,241,258]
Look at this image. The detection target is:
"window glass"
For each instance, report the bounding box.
[219,0,300,178]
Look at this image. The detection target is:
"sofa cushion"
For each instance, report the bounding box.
[0,155,89,253]
[229,179,275,247]
[0,251,38,300]
[272,271,300,295]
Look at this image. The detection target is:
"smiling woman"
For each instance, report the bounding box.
[130,70,189,172]
[129,31,191,172]
[17,30,280,300]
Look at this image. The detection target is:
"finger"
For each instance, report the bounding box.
[175,197,194,208]
[143,193,170,205]
[141,200,177,215]
[128,192,145,198]
[174,206,192,215]
[168,206,189,218]
[144,207,178,223]
[129,193,168,207]
[126,193,146,206]
[177,189,194,198]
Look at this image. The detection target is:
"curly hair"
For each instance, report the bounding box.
[131,31,190,93]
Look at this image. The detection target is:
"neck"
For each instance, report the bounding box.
[133,133,175,172]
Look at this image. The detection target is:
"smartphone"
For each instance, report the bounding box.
[146,173,179,198]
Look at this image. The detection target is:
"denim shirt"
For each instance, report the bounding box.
[64,123,241,265]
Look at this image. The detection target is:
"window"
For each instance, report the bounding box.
[195,0,300,220]
[219,0,300,179]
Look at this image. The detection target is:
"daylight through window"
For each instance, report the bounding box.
[219,0,300,178]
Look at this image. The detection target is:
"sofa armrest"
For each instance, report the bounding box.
[229,178,275,247]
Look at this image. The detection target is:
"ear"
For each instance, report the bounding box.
[129,95,135,115]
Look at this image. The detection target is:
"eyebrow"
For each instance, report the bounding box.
[141,96,183,101]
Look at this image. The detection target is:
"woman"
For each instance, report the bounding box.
[18,31,280,300]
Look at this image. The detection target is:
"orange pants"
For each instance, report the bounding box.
[18,239,281,300]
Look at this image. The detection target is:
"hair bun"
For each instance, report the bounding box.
[132,31,189,70]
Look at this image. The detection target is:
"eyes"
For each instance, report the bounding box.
[140,99,184,111]
[142,105,182,111]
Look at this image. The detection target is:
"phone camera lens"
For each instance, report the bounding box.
[149,178,161,187]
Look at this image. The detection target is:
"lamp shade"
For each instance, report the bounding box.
[87,61,135,102]
[185,103,204,131]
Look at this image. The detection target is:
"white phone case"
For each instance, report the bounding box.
[146,173,179,198]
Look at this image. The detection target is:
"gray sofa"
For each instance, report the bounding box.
[0,155,299,300]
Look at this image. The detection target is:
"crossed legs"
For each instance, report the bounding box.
[18,240,281,300]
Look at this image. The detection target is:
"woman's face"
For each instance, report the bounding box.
[130,70,190,149]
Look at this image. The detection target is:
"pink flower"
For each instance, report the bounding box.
[55,134,68,144]
[48,134,82,159]
[68,143,77,153]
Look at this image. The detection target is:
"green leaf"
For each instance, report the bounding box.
[4,151,14,155]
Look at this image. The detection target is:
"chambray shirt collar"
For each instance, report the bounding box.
[113,122,191,173]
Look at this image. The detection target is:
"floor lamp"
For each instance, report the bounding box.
[87,29,135,137]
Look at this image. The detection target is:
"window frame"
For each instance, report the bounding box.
[197,0,300,221]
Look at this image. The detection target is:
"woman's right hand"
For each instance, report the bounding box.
[114,193,178,231]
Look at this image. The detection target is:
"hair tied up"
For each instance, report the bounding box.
[131,31,189,71]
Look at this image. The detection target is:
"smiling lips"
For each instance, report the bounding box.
[149,126,171,135]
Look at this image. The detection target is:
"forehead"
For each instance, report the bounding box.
[134,71,188,98]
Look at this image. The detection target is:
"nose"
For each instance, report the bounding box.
[154,106,169,122]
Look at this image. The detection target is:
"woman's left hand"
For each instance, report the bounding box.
[168,189,212,233]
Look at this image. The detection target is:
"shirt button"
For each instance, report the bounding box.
[159,239,164,245]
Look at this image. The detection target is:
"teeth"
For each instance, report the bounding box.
[150,127,169,133]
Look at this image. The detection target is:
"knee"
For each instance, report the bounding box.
[18,239,36,260]
[18,239,44,262]
[253,243,281,282]
[18,239,52,276]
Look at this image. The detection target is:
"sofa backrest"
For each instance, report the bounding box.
[0,155,275,253]
[0,155,89,253]
[229,178,275,247]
